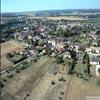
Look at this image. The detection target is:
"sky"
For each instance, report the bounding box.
[1,0,100,13]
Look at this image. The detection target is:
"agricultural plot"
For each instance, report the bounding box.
[66,76,100,100]
[26,64,70,100]
[33,16,85,21]
[2,56,52,100]
[1,40,24,70]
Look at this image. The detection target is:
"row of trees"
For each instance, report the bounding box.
[82,52,90,74]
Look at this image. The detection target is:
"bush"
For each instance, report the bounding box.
[33,58,37,63]
[2,78,7,82]
[58,96,63,100]
[7,74,13,78]
[16,69,20,73]
[51,81,56,85]
[26,93,30,97]
[6,53,13,58]
[53,72,57,75]
[1,82,4,88]
[13,55,27,64]
[20,61,29,70]
[6,69,10,73]
[60,91,64,95]
[21,66,27,70]
[95,78,100,86]
[59,77,66,82]
[55,56,63,64]
[98,68,100,74]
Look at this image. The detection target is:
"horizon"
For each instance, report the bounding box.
[1,0,100,13]
[2,8,100,14]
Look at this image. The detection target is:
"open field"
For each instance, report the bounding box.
[26,64,69,100]
[27,72,70,100]
[1,40,24,70]
[66,76,100,100]
[3,56,53,100]
[2,55,100,100]
[33,16,86,21]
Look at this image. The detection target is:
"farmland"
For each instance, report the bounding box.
[1,40,24,70]
[66,76,100,100]
[2,56,53,100]
[1,9,100,100]
[33,16,86,21]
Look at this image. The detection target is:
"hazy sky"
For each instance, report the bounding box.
[1,0,100,12]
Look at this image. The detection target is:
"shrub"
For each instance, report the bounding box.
[7,74,13,78]
[53,72,57,75]
[51,81,55,85]
[59,77,66,82]
[33,58,37,63]
[98,68,100,74]
[55,56,63,64]
[26,93,30,97]
[16,69,20,73]
[95,78,100,86]
[20,61,29,70]
[3,78,7,82]
[13,55,27,64]
[6,53,13,58]
[21,66,27,70]
[58,96,63,100]
[60,91,64,95]
[6,69,10,73]
[1,82,4,88]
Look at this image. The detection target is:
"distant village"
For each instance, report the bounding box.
[1,15,100,80]
[1,10,100,100]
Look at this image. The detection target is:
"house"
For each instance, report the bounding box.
[20,31,32,40]
[56,41,65,53]
[96,64,100,76]
[62,52,71,59]
[33,36,41,42]
[86,46,100,57]
[92,40,98,46]
[14,31,32,40]
[88,31,97,40]
[90,57,100,65]
[91,47,100,54]
[48,39,56,48]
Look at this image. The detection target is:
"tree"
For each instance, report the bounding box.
[57,27,65,36]
[95,77,100,86]
[83,52,90,75]
[82,52,87,64]
[68,60,76,74]
[98,68,100,74]
[38,40,45,46]
[86,53,90,74]
[55,56,63,64]
[69,49,77,61]
[34,40,39,47]
[96,30,100,35]
[47,49,52,56]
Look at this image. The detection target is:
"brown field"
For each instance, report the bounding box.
[66,76,100,100]
[1,40,24,70]
[33,16,86,20]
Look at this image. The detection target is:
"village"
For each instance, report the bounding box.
[1,15,100,100]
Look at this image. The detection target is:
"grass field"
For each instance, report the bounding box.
[1,40,24,70]
[3,56,53,100]
[66,76,100,100]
